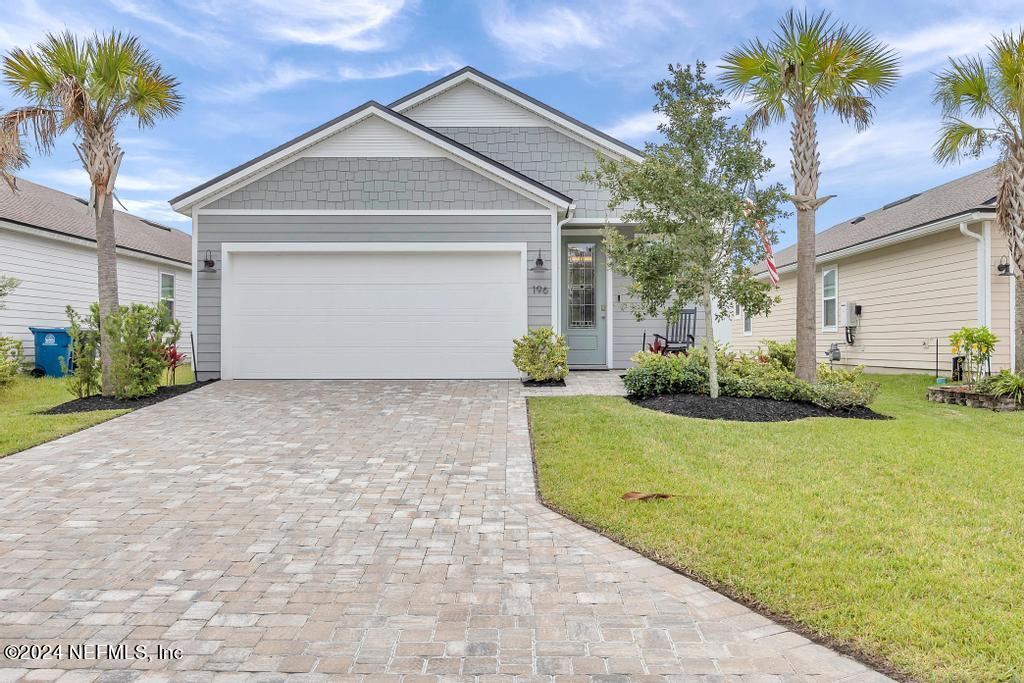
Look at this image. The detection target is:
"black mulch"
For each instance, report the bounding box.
[522,379,567,387]
[629,392,889,422]
[42,381,215,415]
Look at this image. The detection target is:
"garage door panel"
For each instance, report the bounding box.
[233,283,522,316]
[223,247,527,379]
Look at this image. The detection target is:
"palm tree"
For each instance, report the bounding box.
[721,10,899,382]
[0,32,182,395]
[933,31,1024,372]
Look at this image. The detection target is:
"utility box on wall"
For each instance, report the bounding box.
[840,302,860,327]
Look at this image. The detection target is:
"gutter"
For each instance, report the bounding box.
[552,204,576,335]
[959,221,991,327]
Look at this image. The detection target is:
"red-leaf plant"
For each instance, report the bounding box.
[162,344,189,386]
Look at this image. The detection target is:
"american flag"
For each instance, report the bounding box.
[741,182,779,287]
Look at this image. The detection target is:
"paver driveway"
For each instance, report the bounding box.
[0,378,890,681]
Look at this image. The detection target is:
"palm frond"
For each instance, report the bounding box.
[1,45,57,102]
[933,118,993,164]
[126,64,183,126]
[986,32,1024,143]
[828,95,874,130]
[0,106,59,188]
[933,55,992,119]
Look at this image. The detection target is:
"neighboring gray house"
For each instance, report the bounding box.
[1,179,192,366]
[171,67,704,380]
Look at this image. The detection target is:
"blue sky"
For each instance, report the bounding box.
[1,0,1016,247]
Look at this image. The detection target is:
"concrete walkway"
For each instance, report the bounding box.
[0,376,890,681]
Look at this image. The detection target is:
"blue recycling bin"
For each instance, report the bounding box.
[29,327,72,377]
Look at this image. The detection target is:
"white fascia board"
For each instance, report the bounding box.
[173,105,570,214]
[196,209,553,216]
[770,212,989,277]
[393,72,644,163]
[221,242,528,255]
[1,219,191,269]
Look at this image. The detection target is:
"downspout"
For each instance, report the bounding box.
[553,204,576,335]
[960,222,988,326]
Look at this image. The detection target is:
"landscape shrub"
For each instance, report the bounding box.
[106,302,180,399]
[0,336,23,390]
[949,325,997,384]
[625,348,878,409]
[64,304,102,399]
[977,370,1024,405]
[512,326,569,382]
[759,338,797,372]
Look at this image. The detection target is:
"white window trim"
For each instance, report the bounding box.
[218,242,529,381]
[743,309,753,336]
[822,266,838,332]
[159,271,176,316]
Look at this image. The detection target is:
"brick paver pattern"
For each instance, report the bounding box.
[0,374,891,681]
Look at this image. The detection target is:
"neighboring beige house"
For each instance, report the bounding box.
[731,166,1017,374]
[0,178,192,367]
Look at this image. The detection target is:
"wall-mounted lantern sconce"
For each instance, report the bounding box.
[200,250,217,273]
[530,248,549,272]
[997,255,1015,277]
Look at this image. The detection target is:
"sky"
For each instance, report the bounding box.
[0,0,1017,247]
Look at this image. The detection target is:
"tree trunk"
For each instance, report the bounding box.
[703,287,718,398]
[95,190,119,396]
[790,103,828,383]
[1016,276,1024,373]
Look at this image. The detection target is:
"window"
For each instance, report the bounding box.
[822,267,837,331]
[567,243,596,328]
[743,310,753,336]
[160,272,175,320]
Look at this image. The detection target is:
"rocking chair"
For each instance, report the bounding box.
[642,308,697,355]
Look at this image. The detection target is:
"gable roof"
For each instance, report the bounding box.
[389,66,645,161]
[766,166,998,272]
[1,178,191,264]
[170,101,572,213]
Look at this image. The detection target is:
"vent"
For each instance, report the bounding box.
[882,193,920,210]
[140,219,172,232]
[851,216,865,224]
[73,197,88,206]
[982,195,997,205]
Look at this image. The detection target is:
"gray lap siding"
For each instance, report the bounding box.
[194,214,553,380]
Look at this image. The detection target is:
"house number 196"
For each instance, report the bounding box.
[531,285,550,295]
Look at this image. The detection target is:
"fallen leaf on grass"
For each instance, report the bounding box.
[621,491,676,501]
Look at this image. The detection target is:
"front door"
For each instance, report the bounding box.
[561,238,607,366]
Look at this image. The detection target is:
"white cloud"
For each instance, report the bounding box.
[884,19,1003,74]
[337,54,462,81]
[604,111,664,141]
[210,62,325,102]
[486,4,602,63]
[224,0,409,51]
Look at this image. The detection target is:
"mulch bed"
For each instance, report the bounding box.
[522,379,567,387]
[629,392,889,422]
[42,381,215,415]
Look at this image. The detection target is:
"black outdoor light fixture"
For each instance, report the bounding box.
[530,248,549,272]
[200,249,217,273]
[997,255,1015,277]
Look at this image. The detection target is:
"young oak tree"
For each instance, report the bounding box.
[582,62,787,398]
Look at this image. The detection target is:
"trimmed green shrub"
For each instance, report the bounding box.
[759,338,797,372]
[512,326,569,382]
[977,370,1024,405]
[64,304,102,399]
[624,349,878,409]
[0,336,23,390]
[106,302,180,399]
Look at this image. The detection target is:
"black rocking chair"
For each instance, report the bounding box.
[642,308,697,354]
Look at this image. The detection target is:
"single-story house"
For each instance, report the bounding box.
[731,166,1017,374]
[171,67,706,381]
[0,178,193,366]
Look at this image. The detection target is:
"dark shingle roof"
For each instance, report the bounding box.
[767,166,998,271]
[1,178,191,264]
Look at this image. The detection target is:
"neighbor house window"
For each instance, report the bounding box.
[743,311,753,336]
[822,267,837,331]
[160,272,175,319]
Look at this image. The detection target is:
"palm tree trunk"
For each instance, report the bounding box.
[997,144,1024,372]
[790,103,829,383]
[95,190,119,396]
[703,287,718,398]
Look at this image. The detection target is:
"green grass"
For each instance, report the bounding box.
[0,366,195,458]
[529,375,1024,682]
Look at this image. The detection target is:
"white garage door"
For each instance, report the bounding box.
[221,245,527,379]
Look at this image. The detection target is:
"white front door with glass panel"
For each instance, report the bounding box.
[561,238,606,366]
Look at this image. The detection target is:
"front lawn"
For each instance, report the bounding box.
[529,375,1024,682]
[0,367,195,458]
